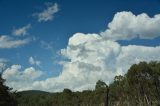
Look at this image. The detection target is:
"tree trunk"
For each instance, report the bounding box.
[104,88,109,106]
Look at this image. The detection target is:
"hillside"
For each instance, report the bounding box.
[15,61,160,106]
[17,90,50,96]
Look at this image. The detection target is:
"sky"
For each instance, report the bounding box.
[0,0,160,92]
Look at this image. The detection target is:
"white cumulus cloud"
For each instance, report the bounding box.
[15,33,160,92]
[33,3,59,22]
[101,11,160,40]
[2,65,43,91]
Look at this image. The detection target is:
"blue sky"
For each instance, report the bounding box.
[1,0,160,91]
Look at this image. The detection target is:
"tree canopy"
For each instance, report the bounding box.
[0,73,17,106]
[1,61,160,106]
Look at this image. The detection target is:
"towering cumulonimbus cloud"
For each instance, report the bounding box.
[3,11,160,92]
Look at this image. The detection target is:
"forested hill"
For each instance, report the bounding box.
[1,61,160,106]
[18,90,50,96]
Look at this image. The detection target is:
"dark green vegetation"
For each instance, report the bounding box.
[16,83,108,106]
[109,61,160,106]
[0,73,17,106]
[1,61,160,106]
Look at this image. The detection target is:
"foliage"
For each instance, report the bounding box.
[3,61,160,106]
[109,61,160,106]
[0,73,17,106]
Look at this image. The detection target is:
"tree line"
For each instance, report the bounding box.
[0,61,160,106]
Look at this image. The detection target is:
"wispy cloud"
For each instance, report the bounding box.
[0,58,8,71]
[12,24,31,36]
[29,57,41,66]
[33,3,59,22]
[40,41,53,50]
[0,35,30,49]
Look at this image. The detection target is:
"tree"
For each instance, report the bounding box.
[0,68,17,106]
[11,61,160,106]
[95,80,108,90]
[95,80,109,106]
[126,62,160,105]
